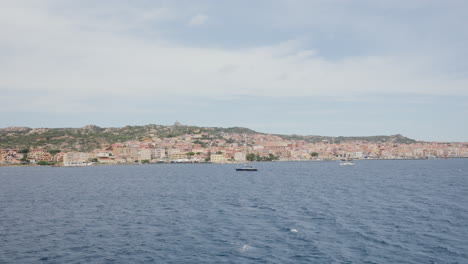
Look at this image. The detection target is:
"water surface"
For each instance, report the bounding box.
[1,159,467,263]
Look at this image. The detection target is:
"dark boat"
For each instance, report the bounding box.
[236,165,257,171]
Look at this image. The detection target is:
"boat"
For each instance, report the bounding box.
[340,159,355,166]
[236,165,258,171]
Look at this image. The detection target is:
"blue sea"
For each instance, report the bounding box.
[1,159,468,263]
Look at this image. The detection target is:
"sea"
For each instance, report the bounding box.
[1,159,467,263]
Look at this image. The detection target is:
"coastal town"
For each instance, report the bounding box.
[1,124,467,166]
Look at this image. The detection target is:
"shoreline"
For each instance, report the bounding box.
[1,157,465,168]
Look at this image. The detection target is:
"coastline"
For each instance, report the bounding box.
[1,157,465,168]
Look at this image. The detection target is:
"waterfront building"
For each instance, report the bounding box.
[28,149,54,162]
[97,157,114,164]
[138,149,152,161]
[167,148,188,160]
[117,147,138,161]
[151,148,166,159]
[63,152,89,166]
[234,152,246,162]
[210,154,227,163]
[90,149,113,158]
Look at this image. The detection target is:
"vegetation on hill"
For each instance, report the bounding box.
[277,134,417,144]
[0,124,417,152]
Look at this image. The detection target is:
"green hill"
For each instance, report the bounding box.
[0,124,417,152]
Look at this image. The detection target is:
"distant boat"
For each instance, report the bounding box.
[236,165,258,171]
[340,159,355,166]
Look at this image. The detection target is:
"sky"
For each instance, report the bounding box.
[1,0,467,142]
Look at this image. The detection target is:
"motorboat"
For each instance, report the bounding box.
[236,165,258,171]
[340,159,355,166]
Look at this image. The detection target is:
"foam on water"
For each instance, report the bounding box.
[239,244,252,252]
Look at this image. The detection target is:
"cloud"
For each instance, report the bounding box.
[1,0,467,114]
[188,13,208,26]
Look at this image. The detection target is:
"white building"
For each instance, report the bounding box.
[63,152,89,166]
[151,148,166,159]
[352,151,364,159]
[234,152,246,161]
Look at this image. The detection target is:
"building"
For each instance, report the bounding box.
[151,148,166,159]
[0,149,21,164]
[234,152,246,162]
[63,152,89,166]
[28,149,54,162]
[210,154,227,163]
[117,147,138,161]
[138,149,152,161]
[167,148,187,160]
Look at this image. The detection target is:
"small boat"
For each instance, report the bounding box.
[236,165,258,171]
[340,159,355,166]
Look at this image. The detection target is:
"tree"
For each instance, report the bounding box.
[193,139,210,148]
[37,160,50,166]
[267,153,278,161]
[48,149,61,156]
[311,152,319,158]
[246,153,256,161]
[18,148,29,154]
[186,152,195,156]
[255,154,262,161]
[141,159,150,164]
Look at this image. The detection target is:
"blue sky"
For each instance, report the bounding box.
[1,0,467,142]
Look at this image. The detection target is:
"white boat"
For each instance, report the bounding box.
[340,159,355,166]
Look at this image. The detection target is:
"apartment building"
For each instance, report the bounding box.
[234,152,246,161]
[151,148,166,159]
[138,149,152,161]
[210,154,227,163]
[63,152,89,166]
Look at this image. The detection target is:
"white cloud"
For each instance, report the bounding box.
[188,13,208,26]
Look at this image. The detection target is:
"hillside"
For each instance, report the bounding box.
[277,134,417,144]
[0,123,416,152]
